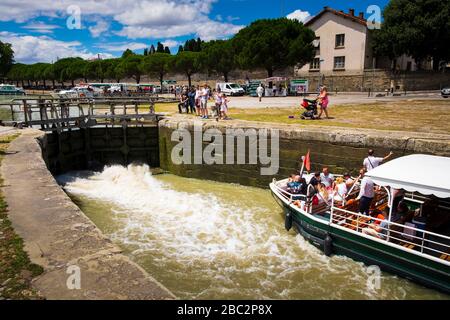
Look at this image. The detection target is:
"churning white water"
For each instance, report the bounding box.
[57,164,448,299]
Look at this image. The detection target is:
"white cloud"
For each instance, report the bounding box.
[88,19,110,38]
[0,31,113,63]
[286,9,311,23]
[161,39,182,49]
[95,42,149,52]
[22,21,60,34]
[0,0,244,41]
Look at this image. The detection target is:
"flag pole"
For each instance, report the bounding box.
[299,156,305,177]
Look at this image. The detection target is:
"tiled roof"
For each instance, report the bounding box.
[305,7,367,27]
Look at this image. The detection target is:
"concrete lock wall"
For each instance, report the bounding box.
[158,118,450,188]
[37,119,450,189]
[40,126,160,175]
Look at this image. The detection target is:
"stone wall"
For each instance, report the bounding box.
[40,126,160,175]
[159,118,450,188]
[295,69,450,92]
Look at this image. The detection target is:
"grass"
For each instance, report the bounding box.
[152,100,450,134]
[0,134,44,300]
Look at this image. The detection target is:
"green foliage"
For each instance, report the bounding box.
[183,37,203,52]
[232,18,315,76]
[149,45,156,55]
[156,42,165,53]
[121,48,134,58]
[141,53,173,86]
[0,41,14,78]
[143,48,148,56]
[373,0,450,69]
[173,51,203,87]
[118,54,144,83]
[164,46,171,54]
[202,40,235,82]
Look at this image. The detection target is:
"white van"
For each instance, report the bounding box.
[216,82,245,96]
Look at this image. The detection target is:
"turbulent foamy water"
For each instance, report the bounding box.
[57,164,448,299]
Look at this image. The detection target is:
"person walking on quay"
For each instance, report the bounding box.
[188,87,196,114]
[256,84,264,102]
[363,149,394,171]
[200,83,210,119]
[317,85,330,119]
[195,85,201,117]
[220,93,230,120]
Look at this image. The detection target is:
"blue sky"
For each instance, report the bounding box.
[0,0,389,64]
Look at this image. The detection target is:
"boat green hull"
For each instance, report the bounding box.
[272,190,450,294]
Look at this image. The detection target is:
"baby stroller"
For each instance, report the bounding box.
[300,99,318,120]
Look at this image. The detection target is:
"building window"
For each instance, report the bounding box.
[312,37,320,55]
[310,58,321,70]
[335,34,345,48]
[334,56,345,69]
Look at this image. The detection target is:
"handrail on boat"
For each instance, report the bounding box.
[330,206,450,260]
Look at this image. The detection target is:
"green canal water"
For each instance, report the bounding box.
[57,164,448,300]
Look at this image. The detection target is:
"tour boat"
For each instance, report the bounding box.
[270,154,450,293]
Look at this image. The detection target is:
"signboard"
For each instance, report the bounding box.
[290,79,309,94]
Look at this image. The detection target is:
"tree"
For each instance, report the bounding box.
[173,51,202,87]
[53,57,85,87]
[85,59,111,83]
[372,0,450,70]
[122,48,134,58]
[7,64,26,87]
[0,41,14,81]
[143,48,148,56]
[118,55,144,83]
[141,53,173,88]
[43,63,56,88]
[202,40,236,82]
[156,42,165,53]
[164,46,171,54]
[232,18,315,77]
[183,38,203,52]
[149,45,156,55]
[104,58,123,83]
[178,45,184,53]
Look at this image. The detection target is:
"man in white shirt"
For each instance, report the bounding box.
[356,169,374,215]
[363,149,393,171]
[256,84,264,102]
[200,84,210,119]
[320,167,334,188]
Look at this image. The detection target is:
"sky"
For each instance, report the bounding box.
[0,0,389,64]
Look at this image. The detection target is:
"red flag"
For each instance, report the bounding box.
[304,150,311,172]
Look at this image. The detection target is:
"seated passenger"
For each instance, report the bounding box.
[333,177,348,203]
[320,167,335,189]
[309,172,321,188]
[362,212,388,239]
[317,183,331,205]
[343,172,354,188]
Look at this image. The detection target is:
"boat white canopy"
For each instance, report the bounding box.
[366,154,450,199]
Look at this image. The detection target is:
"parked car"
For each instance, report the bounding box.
[216,82,245,96]
[441,87,450,98]
[0,84,25,95]
[58,87,94,98]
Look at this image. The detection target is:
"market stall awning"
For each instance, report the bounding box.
[366,154,450,199]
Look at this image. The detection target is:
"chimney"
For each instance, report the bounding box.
[349,8,355,16]
[358,12,364,19]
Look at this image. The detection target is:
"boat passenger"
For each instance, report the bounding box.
[363,149,394,171]
[343,172,354,188]
[391,188,405,214]
[309,172,321,187]
[333,177,347,203]
[317,183,331,204]
[356,169,374,216]
[320,167,335,189]
[362,211,388,239]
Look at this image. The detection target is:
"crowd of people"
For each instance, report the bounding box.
[177,83,230,121]
[284,149,417,240]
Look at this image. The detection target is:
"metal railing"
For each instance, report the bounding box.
[330,206,450,261]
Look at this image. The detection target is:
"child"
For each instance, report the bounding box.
[220,93,230,120]
[214,90,222,121]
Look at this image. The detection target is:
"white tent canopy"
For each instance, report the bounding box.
[366,154,450,199]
